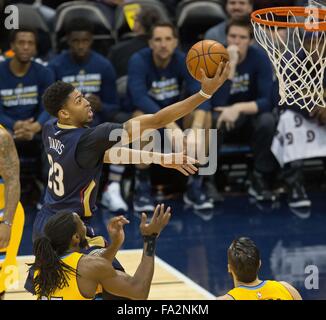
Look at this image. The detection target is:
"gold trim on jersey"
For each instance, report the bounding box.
[57,122,78,130]
[82,180,96,218]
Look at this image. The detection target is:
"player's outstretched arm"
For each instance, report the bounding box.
[82,204,171,299]
[0,129,20,249]
[104,148,198,176]
[89,216,130,263]
[122,62,230,143]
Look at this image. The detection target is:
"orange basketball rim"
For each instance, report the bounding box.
[251,6,326,31]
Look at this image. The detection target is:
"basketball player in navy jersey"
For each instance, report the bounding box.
[31,63,229,298]
[33,62,230,240]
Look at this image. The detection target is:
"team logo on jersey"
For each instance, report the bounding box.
[257,292,262,299]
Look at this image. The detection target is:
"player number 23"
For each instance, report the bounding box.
[47,154,65,197]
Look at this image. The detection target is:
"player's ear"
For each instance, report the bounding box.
[58,109,70,120]
[71,233,80,245]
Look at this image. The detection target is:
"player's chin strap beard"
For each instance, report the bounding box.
[143,233,158,257]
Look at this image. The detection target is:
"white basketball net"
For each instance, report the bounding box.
[252,7,326,111]
[309,0,326,8]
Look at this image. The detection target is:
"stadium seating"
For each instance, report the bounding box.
[176,0,226,50]
[114,0,170,40]
[54,1,115,56]
[14,3,52,58]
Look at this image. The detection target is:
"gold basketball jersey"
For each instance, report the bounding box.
[35,252,93,300]
[227,280,294,300]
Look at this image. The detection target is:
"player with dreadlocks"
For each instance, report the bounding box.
[29,204,170,300]
[31,212,84,298]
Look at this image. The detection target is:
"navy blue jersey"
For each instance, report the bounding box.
[41,120,104,218]
[127,48,211,113]
[48,51,119,115]
[0,60,54,131]
[211,46,273,113]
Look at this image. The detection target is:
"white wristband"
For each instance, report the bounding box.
[199,89,212,99]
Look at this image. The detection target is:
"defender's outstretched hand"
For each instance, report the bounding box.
[107,215,130,247]
[140,204,171,237]
[199,62,231,96]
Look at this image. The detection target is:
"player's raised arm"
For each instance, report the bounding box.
[84,204,171,299]
[122,62,230,143]
[91,216,130,263]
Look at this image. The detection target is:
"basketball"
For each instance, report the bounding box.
[186,40,229,81]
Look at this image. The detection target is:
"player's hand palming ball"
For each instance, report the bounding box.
[186,40,229,81]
